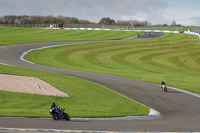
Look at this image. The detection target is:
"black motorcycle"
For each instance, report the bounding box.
[49,107,70,121]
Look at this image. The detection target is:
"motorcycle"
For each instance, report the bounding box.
[49,107,70,121]
[161,84,167,92]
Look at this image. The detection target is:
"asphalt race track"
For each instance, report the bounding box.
[1,32,200,132]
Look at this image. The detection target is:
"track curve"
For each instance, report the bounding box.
[1,32,200,132]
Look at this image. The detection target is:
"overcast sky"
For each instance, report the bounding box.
[0,0,200,26]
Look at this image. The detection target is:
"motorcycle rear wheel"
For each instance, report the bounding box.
[64,113,70,121]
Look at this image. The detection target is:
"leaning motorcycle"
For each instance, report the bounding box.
[161,84,167,92]
[49,107,70,121]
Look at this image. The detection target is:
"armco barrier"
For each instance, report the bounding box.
[184,31,200,39]
[64,27,115,30]
[47,27,200,39]
[63,27,181,33]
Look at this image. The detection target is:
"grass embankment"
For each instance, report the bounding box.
[0,27,148,117]
[0,27,142,45]
[25,33,200,94]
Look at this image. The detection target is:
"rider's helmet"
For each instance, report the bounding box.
[161,81,166,85]
[51,102,56,107]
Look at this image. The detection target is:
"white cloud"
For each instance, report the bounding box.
[0,0,199,26]
[162,7,200,26]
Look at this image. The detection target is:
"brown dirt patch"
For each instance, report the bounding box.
[0,74,69,97]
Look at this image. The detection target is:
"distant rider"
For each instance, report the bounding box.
[161,81,167,89]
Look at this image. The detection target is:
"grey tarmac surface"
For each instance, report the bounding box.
[1,32,200,132]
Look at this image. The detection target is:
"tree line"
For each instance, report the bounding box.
[0,15,93,27]
[0,15,152,27]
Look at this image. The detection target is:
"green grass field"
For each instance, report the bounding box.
[0,27,148,117]
[0,27,142,45]
[25,33,200,94]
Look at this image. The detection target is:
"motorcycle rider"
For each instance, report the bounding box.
[161,81,168,92]
[51,103,63,118]
[161,81,167,89]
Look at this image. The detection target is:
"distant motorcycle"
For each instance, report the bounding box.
[161,84,167,92]
[50,107,70,121]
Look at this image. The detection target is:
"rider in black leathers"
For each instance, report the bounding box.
[51,103,63,117]
[161,81,167,90]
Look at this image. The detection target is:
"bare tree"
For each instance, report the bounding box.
[171,19,176,27]
[116,20,130,26]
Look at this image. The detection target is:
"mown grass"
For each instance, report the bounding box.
[0,64,149,117]
[0,27,142,45]
[25,33,200,94]
[0,28,148,117]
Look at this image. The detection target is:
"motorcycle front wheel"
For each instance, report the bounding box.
[53,113,59,120]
